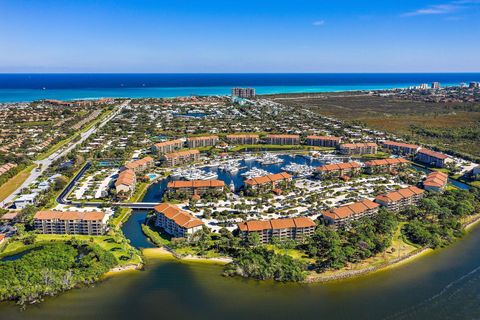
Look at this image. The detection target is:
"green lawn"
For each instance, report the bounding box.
[0,164,36,202]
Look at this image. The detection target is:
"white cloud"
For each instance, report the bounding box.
[312,20,325,26]
[402,0,480,17]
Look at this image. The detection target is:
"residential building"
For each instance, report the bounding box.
[382,141,420,155]
[0,163,17,177]
[237,217,316,243]
[226,134,259,145]
[154,203,204,238]
[231,87,256,98]
[364,158,410,174]
[423,171,448,192]
[124,156,155,173]
[162,149,200,167]
[469,82,480,89]
[339,143,378,155]
[315,162,362,178]
[265,134,300,145]
[305,135,341,148]
[322,199,380,227]
[115,169,136,197]
[34,210,109,235]
[416,148,453,168]
[187,135,219,148]
[431,82,441,89]
[152,139,184,155]
[167,180,225,197]
[244,172,292,190]
[14,193,38,209]
[375,186,425,212]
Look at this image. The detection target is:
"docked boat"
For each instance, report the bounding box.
[170,168,218,181]
[257,153,283,165]
[241,167,270,179]
[281,163,315,177]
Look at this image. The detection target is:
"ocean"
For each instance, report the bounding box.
[0,73,479,102]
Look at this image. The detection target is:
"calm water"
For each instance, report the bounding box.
[1,73,479,102]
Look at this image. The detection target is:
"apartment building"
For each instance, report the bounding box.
[339,143,378,155]
[244,172,292,190]
[364,158,410,174]
[115,169,136,197]
[34,210,109,235]
[162,149,200,167]
[237,217,316,244]
[0,163,17,177]
[316,162,362,178]
[382,141,420,155]
[167,180,225,197]
[231,87,256,98]
[186,135,219,148]
[423,171,448,192]
[226,134,259,145]
[375,186,425,212]
[152,139,184,155]
[265,134,300,145]
[322,199,380,227]
[305,135,341,148]
[124,156,155,173]
[154,203,204,238]
[415,148,453,168]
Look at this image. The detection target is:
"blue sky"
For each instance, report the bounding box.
[0,0,479,72]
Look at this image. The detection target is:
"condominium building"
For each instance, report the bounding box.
[382,141,420,155]
[305,135,341,148]
[167,180,225,197]
[152,139,184,155]
[124,156,155,173]
[162,149,200,167]
[237,217,316,244]
[186,135,219,148]
[415,148,453,168]
[231,87,256,98]
[265,134,300,145]
[315,162,362,178]
[115,169,136,197]
[364,158,410,174]
[154,203,204,238]
[375,186,425,212]
[322,199,380,227]
[339,143,378,155]
[423,171,448,192]
[226,134,259,145]
[244,172,292,190]
[34,210,109,235]
[431,82,441,89]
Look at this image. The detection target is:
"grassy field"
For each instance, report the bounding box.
[267,92,480,159]
[0,164,36,202]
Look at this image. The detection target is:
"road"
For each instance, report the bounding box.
[1,100,129,208]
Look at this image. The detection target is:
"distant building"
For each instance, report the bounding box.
[316,162,362,178]
[167,180,225,197]
[162,149,200,167]
[431,82,441,89]
[231,87,256,99]
[418,83,429,90]
[423,171,448,192]
[364,158,410,174]
[34,210,109,235]
[186,136,219,148]
[152,139,184,155]
[265,134,300,145]
[469,82,479,89]
[154,203,204,238]
[244,172,292,190]
[124,156,155,173]
[305,135,341,148]
[322,199,380,227]
[415,148,453,168]
[382,140,420,155]
[375,186,425,212]
[226,134,259,145]
[237,217,316,244]
[339,143,378,155]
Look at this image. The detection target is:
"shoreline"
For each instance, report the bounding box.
[142,247,231,265]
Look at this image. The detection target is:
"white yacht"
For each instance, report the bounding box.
[241,167,270,180]
[257,153,283,165]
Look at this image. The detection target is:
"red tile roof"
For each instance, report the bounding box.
[382,140,420,150]
[365,158,410,167]
[244,172,292,186]
[34,211,106,221]
[306,135,341,141]
[316,162,361,172]
[322,199,380,221]
[237,217,315,232]
[375,186,424,203]
[423,171,448,188]
[164,149,200,159]
[154,203,203,229]
[418,148,449,160]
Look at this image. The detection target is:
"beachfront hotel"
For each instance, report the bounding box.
[364,158,410,174]
[423,171,448,192]
[186,135,219,148]
[237,217,316,244]
[226,134,259,145]
[382,141,421,155]
[162,149,200,167]
[322,199,380,227]
[231,87,256,98]
[374,186,425,212]
[265,134,300,145]
[339,143,378,155]
[244,172,292,190]
[305,135,341,148]
[315,162,362,178]
[167,180,225,197]
[152,139,184,155]
[415,148,453,168]
[154,203,204,238]
[34,210,109,235]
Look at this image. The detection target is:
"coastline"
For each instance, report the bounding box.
[142,247,231,265]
